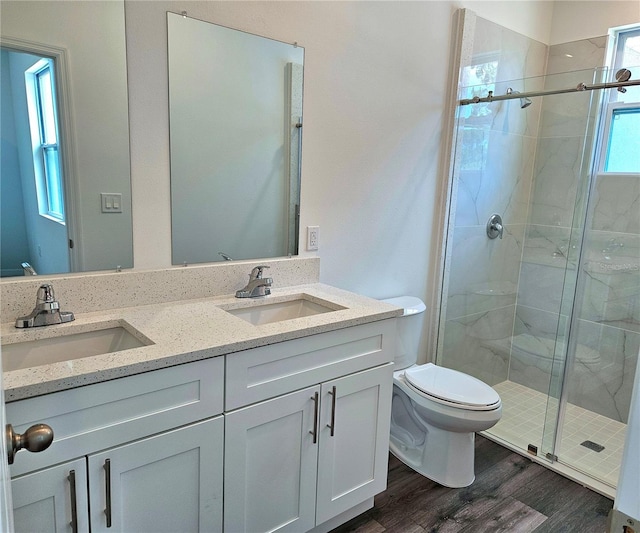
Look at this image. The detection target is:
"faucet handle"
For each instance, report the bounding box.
[36,284,60,311]
[250,265,270,279]
[37,284,55,302]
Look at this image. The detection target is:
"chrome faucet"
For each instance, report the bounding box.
[235,266,273,298]
[15,284,75,328]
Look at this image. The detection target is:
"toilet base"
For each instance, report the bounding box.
[389,423,476,488]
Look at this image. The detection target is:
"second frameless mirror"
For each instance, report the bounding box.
[167,12,304,265]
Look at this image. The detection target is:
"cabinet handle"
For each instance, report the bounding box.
[68,470,78,533]
[327,386,337,436]
[104,459,112,528]
[5,423,54,464]
[309,392,319,444]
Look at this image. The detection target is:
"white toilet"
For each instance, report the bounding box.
[383,296,502,488]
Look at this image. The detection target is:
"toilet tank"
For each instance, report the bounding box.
[381,296,426,370]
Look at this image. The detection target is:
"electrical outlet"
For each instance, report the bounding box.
[307,226,319,251]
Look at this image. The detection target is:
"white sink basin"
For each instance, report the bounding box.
[226,297,342,326]
[2,324,152,372]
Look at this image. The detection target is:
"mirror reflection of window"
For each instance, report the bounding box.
[1,0,132,277]
[1,48,70,277]
[25,58,65,223]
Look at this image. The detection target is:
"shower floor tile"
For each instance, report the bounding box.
[487,380,625,488]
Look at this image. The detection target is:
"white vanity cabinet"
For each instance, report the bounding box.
[12,458,89,533]
[12,420,223,533]
[88,417,223,532]
[8,357,225,533]
[7,317,396,533]
[224,320,395,533]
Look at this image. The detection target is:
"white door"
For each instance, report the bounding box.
[224,386,320,533]
[88,416,223,533]
[12,458,89,533]
[1,353,14,532]
[316,363,393,524]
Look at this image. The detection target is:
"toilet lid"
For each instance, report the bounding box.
[404,364,500,408]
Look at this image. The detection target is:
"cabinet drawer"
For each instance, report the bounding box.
[226,319,395,410]
[7,356,224,477]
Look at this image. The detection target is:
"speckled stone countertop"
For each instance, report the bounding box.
[2,283,401,402]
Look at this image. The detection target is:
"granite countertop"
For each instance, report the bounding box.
[1,283,401,402]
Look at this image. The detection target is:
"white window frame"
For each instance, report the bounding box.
[24,58,66,224]
[596,25,640,176]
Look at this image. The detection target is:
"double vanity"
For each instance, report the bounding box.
[1,258,401,533]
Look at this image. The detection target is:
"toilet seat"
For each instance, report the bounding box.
[403,364,500,411]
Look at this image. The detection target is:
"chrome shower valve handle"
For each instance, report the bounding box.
[486,214,504,240]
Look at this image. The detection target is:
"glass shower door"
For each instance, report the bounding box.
[541,65,640,489]
[437,68,619,474]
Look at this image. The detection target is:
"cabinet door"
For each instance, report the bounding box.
[12,458,89,533]
[224,386,319,533]
[88,416,223,533]
[316,363,393,525]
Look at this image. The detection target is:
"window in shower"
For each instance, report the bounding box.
[611,26,640,104]
[599,26,640,174]
[602,105,640,173]
[458,58,499,172]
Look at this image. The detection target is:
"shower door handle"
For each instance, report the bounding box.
[486,214,504,240]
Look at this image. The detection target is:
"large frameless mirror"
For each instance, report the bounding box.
[0,1,133,278]
[167,12,304,265]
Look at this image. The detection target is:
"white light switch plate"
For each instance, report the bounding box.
[101,193,123,213]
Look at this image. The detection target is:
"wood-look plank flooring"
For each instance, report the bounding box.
[331,435,613,533]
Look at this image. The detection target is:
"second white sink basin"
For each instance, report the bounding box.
[226,297,342,326]
[2,323,152,372]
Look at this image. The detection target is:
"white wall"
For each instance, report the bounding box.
[126,1,465,354]
[461,0,554,43]
[550,1,640,45]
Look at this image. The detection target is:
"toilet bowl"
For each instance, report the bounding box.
[390,363,502,487]
[382,296,502,488]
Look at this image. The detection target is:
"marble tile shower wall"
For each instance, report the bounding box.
[442,16,547,386]
[512,36,640,423]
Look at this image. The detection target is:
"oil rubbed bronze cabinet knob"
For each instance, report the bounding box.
[6,423,54,464]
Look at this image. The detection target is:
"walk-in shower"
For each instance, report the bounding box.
[436,19,640,495]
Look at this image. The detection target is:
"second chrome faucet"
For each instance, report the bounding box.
[236,266,273,298]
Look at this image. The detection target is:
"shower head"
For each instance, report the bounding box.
[506,88,532,109]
